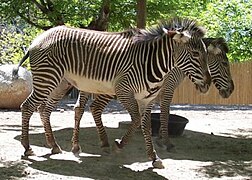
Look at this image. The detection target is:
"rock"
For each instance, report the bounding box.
[0,64,32,109]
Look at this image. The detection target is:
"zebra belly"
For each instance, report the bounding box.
[135,87,161,104]
[64,73,115,95]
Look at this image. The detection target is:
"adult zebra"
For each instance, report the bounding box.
[14,18,210,168]
[36,37,234,157]
[156,38,234,150]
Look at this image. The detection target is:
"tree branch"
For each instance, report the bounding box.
[87,0,110,31]
[30,0,64,26]
[45,0,54,11]
[30,0,49,14]
[16,10,52,30]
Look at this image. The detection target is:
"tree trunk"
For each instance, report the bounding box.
[136,0,146,29]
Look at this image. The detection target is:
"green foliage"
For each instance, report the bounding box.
[109,0,136,31]
[0,0,104,29]
[55,0,103,27]
[0,22,42,67]
[0,0,251,64]
[172,0,252,62]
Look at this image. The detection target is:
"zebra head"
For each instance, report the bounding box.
[162,19,211,93]
[204,38,234,98]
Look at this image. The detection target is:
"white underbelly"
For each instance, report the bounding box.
[65,73,115,95]
[135,90,159,102]
[134,82,163,108]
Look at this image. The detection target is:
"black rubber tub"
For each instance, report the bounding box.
[151,113,189,136]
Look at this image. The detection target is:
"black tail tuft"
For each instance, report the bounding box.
[12,51,30,80]
[12,66,20,79]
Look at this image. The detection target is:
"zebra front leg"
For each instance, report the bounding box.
[158,84,177,151]
[71,92,90,154]
[157,107,174,151]
[114,117,141,150]
[141,107,164,169]
[90,94,113,153]
[114,86,141,150]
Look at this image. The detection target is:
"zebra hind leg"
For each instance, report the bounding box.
[20,98,37,156]
[71,92,90,154]
[38,102,62,154]
[38,79,73,154]
[21,90,51,156]
[90,94,113,154]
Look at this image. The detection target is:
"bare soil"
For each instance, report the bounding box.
[0,99,252,180]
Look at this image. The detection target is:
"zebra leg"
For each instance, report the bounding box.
[38,102,62,154]
[20,96,38,156]
[157,103,174,151]
[114,86,141,150]
[157,81,178,151]
[90,94,113,153]
[21,86,59,156]
[38,79,73,154]
[141,106,164,169]
[71,91,90,154]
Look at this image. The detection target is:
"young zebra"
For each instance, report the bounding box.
[14,18,210,168]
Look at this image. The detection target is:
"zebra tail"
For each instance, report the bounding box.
[12,52,29,79]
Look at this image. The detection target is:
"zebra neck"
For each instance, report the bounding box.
[144,36,174,84]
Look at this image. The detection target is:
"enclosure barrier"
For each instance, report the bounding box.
[69,61,252,105]
[172,61,252,105]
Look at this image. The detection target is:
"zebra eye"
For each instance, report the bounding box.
[192,51,200,57]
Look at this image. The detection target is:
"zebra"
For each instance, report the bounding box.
[156,38,234,150]
[14,18,210,168]
[36,37,234,157]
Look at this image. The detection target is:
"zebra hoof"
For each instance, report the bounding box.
[71,144,82,155]
[113,139,124,153]
[114,139,124,149]
[51,146,62,154]
[24,148,35,156]
[152,159,165,169]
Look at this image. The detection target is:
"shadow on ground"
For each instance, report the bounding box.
[14,126,252,179]
[0,161,28,179]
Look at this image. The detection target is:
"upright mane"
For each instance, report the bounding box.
[133,17,206,43]
[117,28,142,37]
[204,38,229,53]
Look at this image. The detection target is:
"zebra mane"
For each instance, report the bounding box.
[118,28,142,37]
[203,38,229,53]
[133,17,206,43]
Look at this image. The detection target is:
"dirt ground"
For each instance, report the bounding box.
[0,99,252,180]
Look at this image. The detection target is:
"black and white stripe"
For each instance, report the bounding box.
[16,18,211,168]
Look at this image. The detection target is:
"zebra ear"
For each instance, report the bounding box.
[173,30,192,43]
[163,28,177,37]
[207,44,222,55]
[163,28,192,43]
